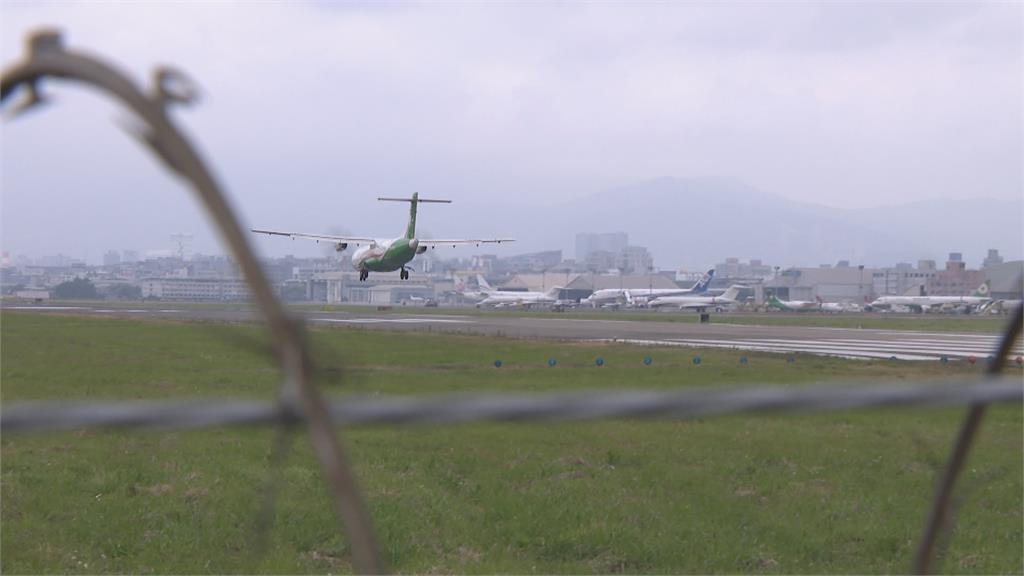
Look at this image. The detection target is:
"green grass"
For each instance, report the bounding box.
[2,312,1021,574]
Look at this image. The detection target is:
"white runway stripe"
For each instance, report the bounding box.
[832,336,1004,346]
[4,306,85,310]
[674,339,965,360]
[596,336,1022,362]
[311,318,471,325]
[679,338,1016,359]
[601,338,940,361]
[750,338,1020,355]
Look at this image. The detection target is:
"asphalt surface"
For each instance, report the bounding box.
[5,303,1022,361]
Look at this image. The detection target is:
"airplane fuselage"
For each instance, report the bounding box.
[649,295,736,309]
[351,237,419,272]
[768,298,819,312]
[870,295,990,310]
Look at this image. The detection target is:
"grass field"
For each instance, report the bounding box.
[2,312,1021,574]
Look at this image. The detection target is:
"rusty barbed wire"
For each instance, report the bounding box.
[2,377,1020,433]
[912,302,1023,574]
[1,29,383,573]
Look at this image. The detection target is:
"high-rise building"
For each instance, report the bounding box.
[103,250,121,267]
[616,246,653,274]
[575,232,627,262]
[983,249,1004,269]
[946,252,965,272]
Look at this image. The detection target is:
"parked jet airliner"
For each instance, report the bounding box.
[869,281,992,313]
[647,285,743,312]
[253,194,513,281]
[475,276,564,308]
[581,269,715,308]
[766,293,820,312]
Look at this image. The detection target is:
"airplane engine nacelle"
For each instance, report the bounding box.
[416,245,428,254]
[335,242,348,252]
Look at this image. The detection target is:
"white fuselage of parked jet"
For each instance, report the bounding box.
[870,294,991,311]
[477,286,563,308]
[648,285,743,311]
[582,268,716,308]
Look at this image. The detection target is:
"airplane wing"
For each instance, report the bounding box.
[251,229,377,245]
[418,239,515,248]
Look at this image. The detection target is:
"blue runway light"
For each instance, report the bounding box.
[692,356,701,365]
[739,356,748,364]
[494,360,502,368]
[643,356,653,366]
[940,356,949,364]
[595,357,604,367]
[548,358,557,367]
[787,356,796,363]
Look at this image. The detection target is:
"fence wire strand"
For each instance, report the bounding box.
[3,377,1020,433]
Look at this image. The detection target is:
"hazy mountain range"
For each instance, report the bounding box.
[425,177,1023,271]
[24,176,1013,271]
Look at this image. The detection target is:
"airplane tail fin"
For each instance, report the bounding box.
[902,284,925,297]
[722,285,742,301]
[546,286,564,299]
[378,193,452,239]
[691,268,715,293]
[476,274,494,293]
[971,280,991,298]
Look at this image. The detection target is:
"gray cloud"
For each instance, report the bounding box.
[1,2,1020,264]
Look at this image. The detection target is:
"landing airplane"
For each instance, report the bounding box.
[869,281,992,313]
[581,269,715,308]
[647,285,743,312]
[253,193,513,281]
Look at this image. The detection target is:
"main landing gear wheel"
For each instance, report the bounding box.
[359,269,368,281]
[400,268,409,280]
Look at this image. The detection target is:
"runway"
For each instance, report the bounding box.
[5,303,1022,362]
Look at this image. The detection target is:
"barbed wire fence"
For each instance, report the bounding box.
[1,30,1021,575]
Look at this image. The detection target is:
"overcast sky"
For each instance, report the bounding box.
[1,2,1021,263]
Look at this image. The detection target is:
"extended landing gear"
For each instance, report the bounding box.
[359,269,368,282]
[400,267,409,280]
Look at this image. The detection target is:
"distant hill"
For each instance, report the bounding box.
[547,177,1023,270]
[332,177,1024,271]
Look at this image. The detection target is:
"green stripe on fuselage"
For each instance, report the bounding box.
[361,238,416,272]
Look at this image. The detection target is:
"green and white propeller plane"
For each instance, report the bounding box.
[253,193,513,281]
